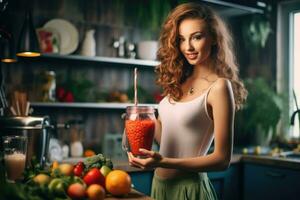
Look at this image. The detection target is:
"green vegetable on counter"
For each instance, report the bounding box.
[83,154,113,171]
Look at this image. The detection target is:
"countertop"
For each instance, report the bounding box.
[240,154,300,170]
[63,153,300,172]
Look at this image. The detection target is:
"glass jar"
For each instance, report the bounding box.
[122,106,156,157]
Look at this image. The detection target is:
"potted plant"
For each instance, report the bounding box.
[235,78,281,146]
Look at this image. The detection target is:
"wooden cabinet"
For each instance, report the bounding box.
[243,163,300,200]
[129,171,154,196]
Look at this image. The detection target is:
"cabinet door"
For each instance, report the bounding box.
[129,171,154,196]
[243,163,300,200]
[208,164,241,200]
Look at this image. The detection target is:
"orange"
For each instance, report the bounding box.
[86,184,105,200]
[84,149,96,157]
[105,170,131,196]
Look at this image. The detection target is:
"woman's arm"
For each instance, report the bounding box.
[128,79,235,172]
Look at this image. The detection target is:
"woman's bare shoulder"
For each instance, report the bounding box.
[209,78,233,100]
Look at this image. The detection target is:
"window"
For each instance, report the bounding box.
[291,12,300,138]
[277,1,300,140]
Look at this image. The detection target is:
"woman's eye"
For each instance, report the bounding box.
[179,37,185,42]
[192,35,203,40]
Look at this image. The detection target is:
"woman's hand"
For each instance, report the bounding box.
[127,148,163,170]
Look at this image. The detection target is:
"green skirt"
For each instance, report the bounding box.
[151,172,218,200]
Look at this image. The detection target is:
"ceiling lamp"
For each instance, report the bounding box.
[0,27,17,63]
[16,9,40,57]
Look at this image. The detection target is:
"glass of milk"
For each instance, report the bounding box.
[2,135,27,182]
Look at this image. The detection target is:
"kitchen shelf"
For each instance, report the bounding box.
[39,54,160,68]
[202,0,265,17]
[31,102,158,109]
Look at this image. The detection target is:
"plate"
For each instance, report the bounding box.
[44,19,79,55]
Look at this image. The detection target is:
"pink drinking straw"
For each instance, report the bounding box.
[134,68,138,106]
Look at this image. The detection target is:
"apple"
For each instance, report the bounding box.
[67,183,86,199]
[100,165,111,177]
[86,184,105,200]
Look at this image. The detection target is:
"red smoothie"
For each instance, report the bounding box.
[125,119,155,156]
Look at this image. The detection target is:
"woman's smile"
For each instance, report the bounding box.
[185,52,199,60]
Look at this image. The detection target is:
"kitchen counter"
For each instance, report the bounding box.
[114,154,300,171]
[240,154,300,170]
[63,153,300,172]
[105,189,153,200]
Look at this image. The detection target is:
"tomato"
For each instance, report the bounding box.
[83,168,105,187]
[74,161,85,177]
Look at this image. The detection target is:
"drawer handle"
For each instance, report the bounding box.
[265,171,286,179]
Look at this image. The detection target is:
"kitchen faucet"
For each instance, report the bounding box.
[291,109,300,125]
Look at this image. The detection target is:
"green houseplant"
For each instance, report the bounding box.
[235,78,281,146]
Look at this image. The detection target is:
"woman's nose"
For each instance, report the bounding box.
[187,40,194,51]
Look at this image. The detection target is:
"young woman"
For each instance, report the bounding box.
[128,2,247,200]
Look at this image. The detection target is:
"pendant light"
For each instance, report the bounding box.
[0,28,17,63]
[16,9,40,57]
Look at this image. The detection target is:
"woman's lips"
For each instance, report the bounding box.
[186,53,198,60]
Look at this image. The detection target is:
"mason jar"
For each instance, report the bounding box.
[122,106,156,157]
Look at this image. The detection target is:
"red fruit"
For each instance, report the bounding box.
[67,183,86,199]
[83,168,105,187]
[56,87,66,101]
[63,91,74,102]
[74,161,85,177]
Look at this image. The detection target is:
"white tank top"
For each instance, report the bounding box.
[158,84,215,158]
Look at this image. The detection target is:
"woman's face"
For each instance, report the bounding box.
[178,18,214,66]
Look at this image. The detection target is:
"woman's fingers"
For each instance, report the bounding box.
[139,148,155,157]
[127,152,133,165]
[127,152,145,168]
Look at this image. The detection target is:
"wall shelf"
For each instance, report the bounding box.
[202,0,266,17]
[39,54,160,68]
[31,102,158,110]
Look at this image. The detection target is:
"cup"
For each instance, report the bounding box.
[2,135,27,182]
[122,106,156,157]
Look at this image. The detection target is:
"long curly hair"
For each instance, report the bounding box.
[156,2,247,110]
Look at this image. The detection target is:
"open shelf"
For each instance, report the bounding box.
[39,54,160,68]
[31,102,158,109]
[203,0,266,17]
